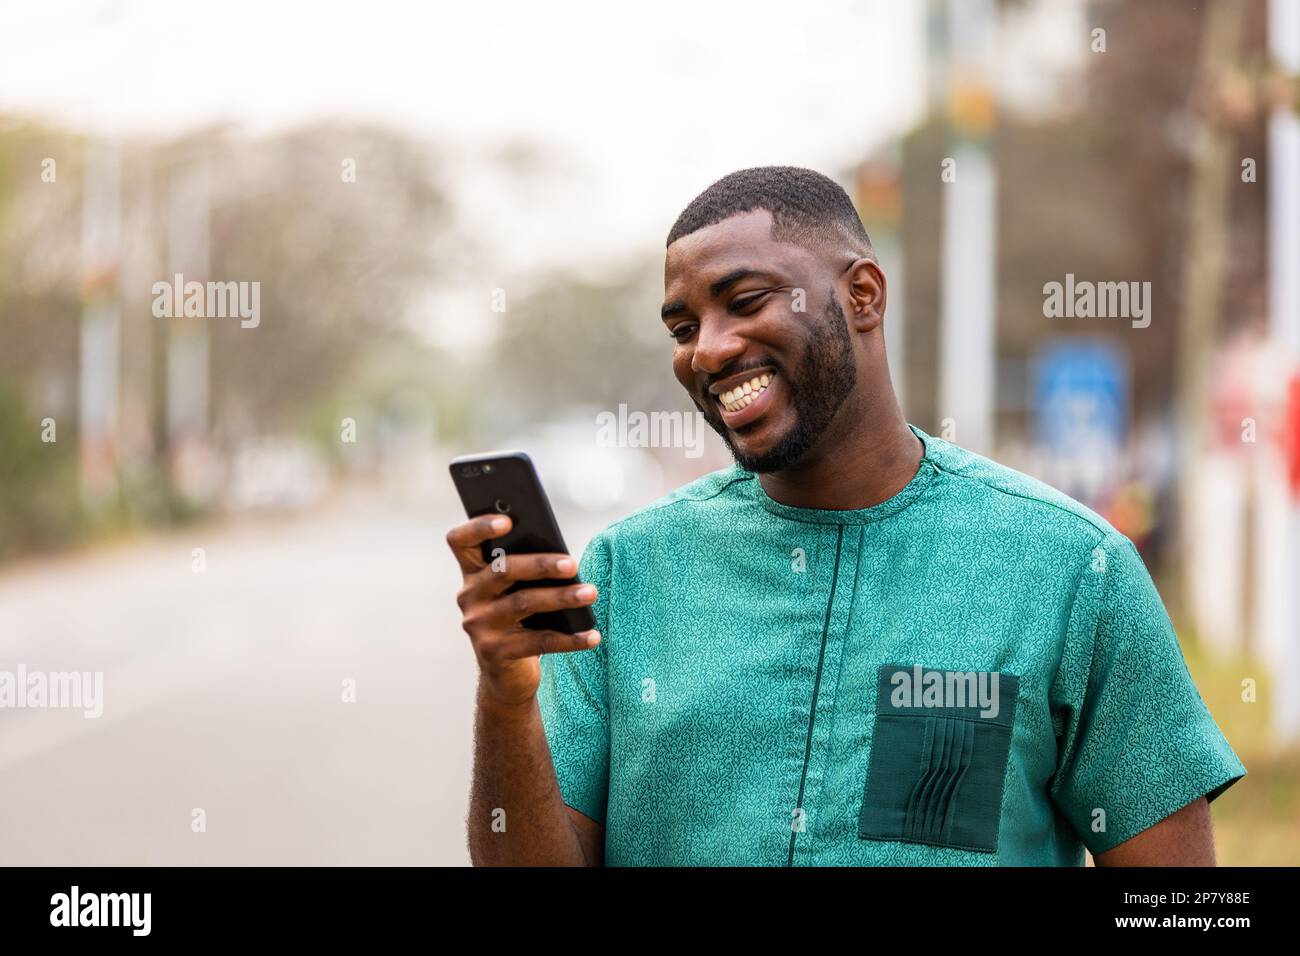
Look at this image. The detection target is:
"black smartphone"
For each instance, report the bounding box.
[448,450,597,634]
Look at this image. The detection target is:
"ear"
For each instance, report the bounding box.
[846,258,886,331]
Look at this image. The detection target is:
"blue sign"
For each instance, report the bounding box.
[1032,340,1128,453]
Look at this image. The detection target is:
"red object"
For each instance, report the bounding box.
[1285,372,1300,500]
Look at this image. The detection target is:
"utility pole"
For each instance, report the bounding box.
[78,140,122,509]
[165,160,215,504]
[855,148,906,410]
[937,0,998,455]
[1175,0,1247,614]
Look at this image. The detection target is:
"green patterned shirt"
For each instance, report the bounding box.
[537,423,1245,865]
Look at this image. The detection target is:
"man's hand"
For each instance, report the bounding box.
[447,513,604,866]
[447,513,601,711]
[1094,796,1217,866]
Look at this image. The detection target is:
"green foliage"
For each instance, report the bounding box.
[0,117,456,562]
[0,385,82,559]
[1180,637,1300,865]
[486,257,691,439]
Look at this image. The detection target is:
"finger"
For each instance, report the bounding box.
[484,583,597,628]
[496,629,602,660]
[446,514,512,574]
[465,552,578,600]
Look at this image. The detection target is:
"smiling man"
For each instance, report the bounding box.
[451,166,1245,867]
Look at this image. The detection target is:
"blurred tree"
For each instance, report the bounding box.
[161,123,451,444]
[0,117,457,557]
[0,383,82,558]
[485,255,691,438]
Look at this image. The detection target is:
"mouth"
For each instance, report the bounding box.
[713,371,778,429]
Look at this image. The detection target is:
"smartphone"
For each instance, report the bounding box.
[449,451,597,634]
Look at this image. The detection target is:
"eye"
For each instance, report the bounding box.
[730,291,772,314]
[668,323,696,341]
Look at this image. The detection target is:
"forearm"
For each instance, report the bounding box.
[467,683,589,866]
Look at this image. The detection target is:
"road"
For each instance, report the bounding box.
[0,489,621,865]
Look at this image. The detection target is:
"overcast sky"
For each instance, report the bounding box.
[0,0,1095,351]
[0,0,936,348]
[0,0,927,250]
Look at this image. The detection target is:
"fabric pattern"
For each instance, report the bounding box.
[536,424,1246,866]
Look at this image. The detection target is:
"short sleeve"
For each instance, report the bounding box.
[1049,530,1246,855]
[536,530,612,824]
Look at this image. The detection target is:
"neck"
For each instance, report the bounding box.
[757,391,923,511]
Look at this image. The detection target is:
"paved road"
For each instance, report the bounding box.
[0,490,621,865]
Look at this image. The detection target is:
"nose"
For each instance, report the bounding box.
[690,315,746,377]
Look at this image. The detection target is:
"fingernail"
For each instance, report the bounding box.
[491,517,509,532]
[575,585,596,600]
[586,632,601,646]
[556,558,577,575]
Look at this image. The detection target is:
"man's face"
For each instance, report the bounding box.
[662,209,858,472]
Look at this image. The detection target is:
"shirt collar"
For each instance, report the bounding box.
[736,423,937,525]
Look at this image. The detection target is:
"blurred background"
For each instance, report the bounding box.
[1,0,1297,865]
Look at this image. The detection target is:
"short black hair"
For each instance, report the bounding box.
[666,166,874,261]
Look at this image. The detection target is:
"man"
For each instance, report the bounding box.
[448,166,1245,866]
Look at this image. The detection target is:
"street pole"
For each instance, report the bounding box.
[78,140,122,510]
[1175,0,1247,622]
[855,149,906,411]
[165,160,214,503]
[937,0,997,456]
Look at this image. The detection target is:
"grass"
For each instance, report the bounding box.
[1180,636,1300,866]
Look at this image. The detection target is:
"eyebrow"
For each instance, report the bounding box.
[660,268,778,321]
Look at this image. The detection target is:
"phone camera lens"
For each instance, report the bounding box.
[482,463,495,474]
[494,499,511,514]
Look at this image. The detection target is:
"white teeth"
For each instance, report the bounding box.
[719,373,774,413]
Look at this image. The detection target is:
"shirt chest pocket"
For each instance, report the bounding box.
[858,665,1019,854]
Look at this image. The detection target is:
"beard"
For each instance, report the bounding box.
[700,293,858,473]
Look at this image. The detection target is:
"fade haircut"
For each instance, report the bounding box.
[666,166,875,262]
